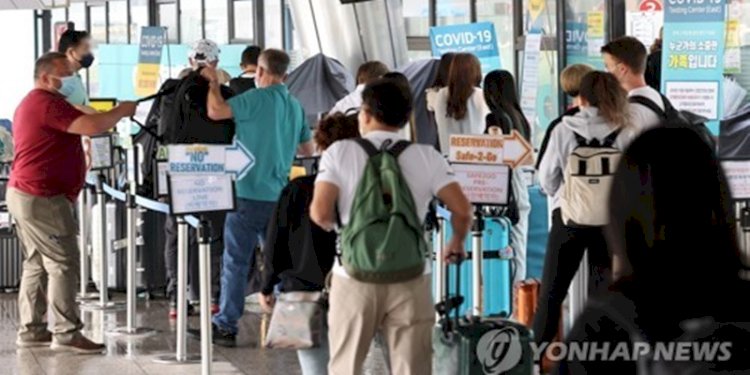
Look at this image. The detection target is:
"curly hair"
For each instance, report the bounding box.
[314,112,360,151]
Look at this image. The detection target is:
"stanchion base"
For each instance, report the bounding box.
[76,292,101,301]
[80,301,126,311]
[152,354,203,364]
[107,327,158,338]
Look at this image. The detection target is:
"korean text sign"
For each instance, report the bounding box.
[662,0,726,130]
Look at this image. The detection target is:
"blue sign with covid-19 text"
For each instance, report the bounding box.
[429,22,501,75]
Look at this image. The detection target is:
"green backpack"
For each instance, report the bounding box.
[340,138,428,284]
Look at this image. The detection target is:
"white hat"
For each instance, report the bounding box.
[189,39,220,63]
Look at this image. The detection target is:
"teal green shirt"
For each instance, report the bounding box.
[228,84,310,201]
[65,73,89,107]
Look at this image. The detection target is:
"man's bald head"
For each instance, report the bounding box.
[35,52,71,80]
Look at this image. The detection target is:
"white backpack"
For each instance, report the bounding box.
[561,129,622,227]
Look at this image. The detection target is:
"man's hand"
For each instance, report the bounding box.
[259,293,275,314]
[443,237,467,264]
[115,101,138,118]
[201,67,219,84]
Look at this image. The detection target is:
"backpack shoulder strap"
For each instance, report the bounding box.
[573,132,588,147]
[629,95,667,119]
[387,140,412,158]
[602,128,622,148]
[354,138,379,158]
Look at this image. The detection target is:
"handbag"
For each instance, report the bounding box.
[264,291,326,349]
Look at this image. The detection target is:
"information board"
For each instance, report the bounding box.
[89,98,117,113]
[722,160,750,200]
[135,27,166,97]
[662,0,726,129]
[168,174,236,215]
[429,22,501,75]
[155,159,169,197]
[452,163,511,206]
[90,134,114,170]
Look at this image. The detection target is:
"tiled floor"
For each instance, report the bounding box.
[0,293,389,375]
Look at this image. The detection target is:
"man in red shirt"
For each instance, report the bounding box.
[8,52,136,353]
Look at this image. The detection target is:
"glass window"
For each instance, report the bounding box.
[233,0,255,42]
[522,0,557,36]
[180,0,203,43]
[130,0,149,43]
[68,3,86,31]
[403,0,429,37]
[205,0,229,44]
[564,0,607,69]
[437,0,470,26]
[158,3,178,43]
[477,0,515,73]
[108,1,129,44]
[89,5,107,43]
[51,8,66,50]
[265,0,283,49]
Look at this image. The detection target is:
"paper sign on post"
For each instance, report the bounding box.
[448,131,533,168]
[155,160,169,197]
[90,134,114,170]
[168,174,236,215]
[452,163,511,206]
[722,160,750,200]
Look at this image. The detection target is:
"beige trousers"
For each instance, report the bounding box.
[328,274,435,375]
[7,188,83,343]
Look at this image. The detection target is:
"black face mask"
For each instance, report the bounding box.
[78,53,95,69]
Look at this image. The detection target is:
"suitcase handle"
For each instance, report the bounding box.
[435,257,464,335]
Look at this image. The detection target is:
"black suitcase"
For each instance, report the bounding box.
[433,259,534,375]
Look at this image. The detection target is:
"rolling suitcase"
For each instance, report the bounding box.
[0,225,22,291]
[436,215,513,317]
[433,260,534,375]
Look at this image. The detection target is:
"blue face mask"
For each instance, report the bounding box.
[56,75,78,97]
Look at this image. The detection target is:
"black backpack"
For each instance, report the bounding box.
[163,70,236,145]
[629,93,716,151]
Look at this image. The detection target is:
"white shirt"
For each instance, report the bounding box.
[329,84,365,115]
[316,130,456,277]
[628,85,665,132]
[428,87,489,154]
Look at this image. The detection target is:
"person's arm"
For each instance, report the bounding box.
[436,182,472,262]
[201,67,233,120]
[310,146,342,231]
[66,102,137,136]
[310,181,339,232]
[73,104,98,115]
[298,141,315,157]
[538,126,564,196]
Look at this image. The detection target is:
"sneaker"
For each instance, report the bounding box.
[16,331,53,348]
[168,301,196,319]
[50,336,106,354]
[187,323,236,347]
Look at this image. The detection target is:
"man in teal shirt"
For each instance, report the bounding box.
[197,49,314,346]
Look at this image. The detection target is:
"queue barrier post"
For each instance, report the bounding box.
[198,219,213,375]
[470,208,484,317]
[154,216,201,364]
[81,174,124,311]
[434,216,445,319]
[77,186,98,300]
[107,191,157,338]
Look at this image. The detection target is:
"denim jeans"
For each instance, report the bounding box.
[297,323,330,375]
[213,198,276,334]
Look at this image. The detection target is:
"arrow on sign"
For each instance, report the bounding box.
[502,130,533,168]
[225,139,255,179]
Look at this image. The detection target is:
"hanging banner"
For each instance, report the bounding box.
[662,0,726,129]
[134,27,165,97]
[429,22,502,75]
[520,33,543,127]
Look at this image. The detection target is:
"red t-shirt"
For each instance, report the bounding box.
[10,89,85,202]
